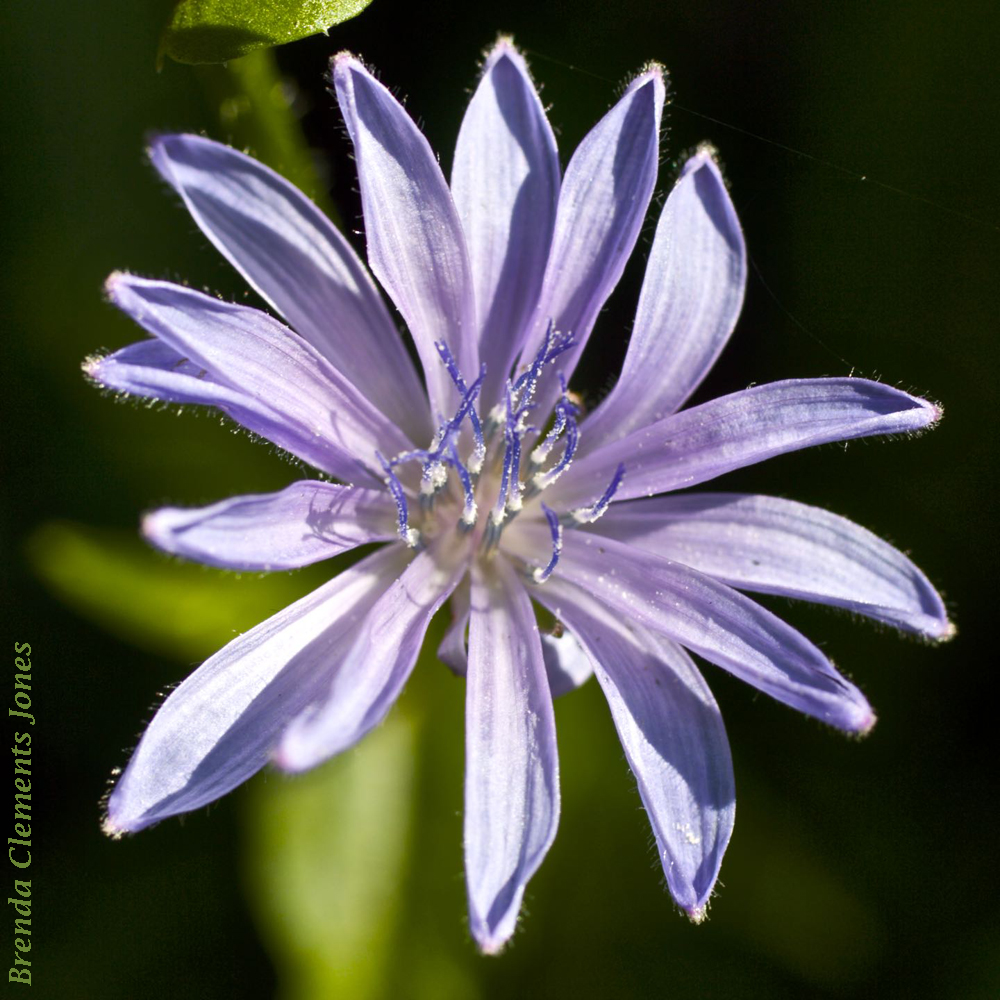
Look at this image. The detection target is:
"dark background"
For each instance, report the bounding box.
[2,0,998,997]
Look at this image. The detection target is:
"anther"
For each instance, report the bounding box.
[566,463,626,525]
[376,451,420,548]
[528,377,580,494]
[490,384,517,526]
[513,322,575,405]
[531,503,563,583]
[506,428,524,513]
[446,439,478,530]
[420,460,449,497]
[379,348,488,546]
[435,341,486,472]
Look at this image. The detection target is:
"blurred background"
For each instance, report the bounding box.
[2,0,998,997]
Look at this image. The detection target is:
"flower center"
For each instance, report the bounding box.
[376,329,624,582]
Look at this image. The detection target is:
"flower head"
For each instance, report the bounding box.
[88,41,951,953]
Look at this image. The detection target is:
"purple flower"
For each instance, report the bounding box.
[88,41,951,953]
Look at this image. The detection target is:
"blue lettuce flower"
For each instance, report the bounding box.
[87,40,951,953]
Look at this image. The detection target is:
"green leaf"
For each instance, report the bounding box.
[199,48,339,220]
[161,0,375,66]
[26,520,317,661]
[244,710,419,1000]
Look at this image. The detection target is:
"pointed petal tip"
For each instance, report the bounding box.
[330,49,362,78]
[102,784,149,838]
[823,687,876,737]
[615,63,666,126]
[101,773,127,839]
[486,33,517,59]
[478,943,507,957]
[475,936,509,957]
[101,814,126,841]
[638,59,667,83]
[482,34,531,78]
[935,619,958,643]
[145,130,172,160]
[103,270,126,300]
[140,509,169,549]
[103,270,146,314]
[853,706,877,738]
[81,352,104,381]
[681,143,723,178]
[915,608,957,644]
[898,389,941,429]
[145,131,196,177]
[630,60,668,100]
[685,904,708,925]
[470,917,513,956]
[889,388,941,429]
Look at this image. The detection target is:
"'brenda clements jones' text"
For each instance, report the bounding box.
[10,642,33,986]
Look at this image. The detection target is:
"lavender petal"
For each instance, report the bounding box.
[86,337,252,407]
[276,537,468,771]
[98,274,415,483]
[104,545,410,834]
[554,378,941,508]
[465,556,560,954]
[532,580,734,918]
[332,54,477,418]
[88,338,375,486]
[143,482,397,571]
[437,577,471,676]
[540,629,593,697]
[507,527,875,733]
[438,580,589,696]
[582,151,747,448]
[451,39,560,412]
[149,134,431,441]
[594,493,953,640]
[518,66,665,415]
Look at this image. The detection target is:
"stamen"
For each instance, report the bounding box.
[490,380,517,526]
[486,331,578,544]
[446,439,478,529]
[376,451,419,548]
[420,459,449,500]
[507,424,524,513]
[446,363,487,436]
[532,418,578,493]
[567,463,626,525]
[530,409,567,467]
[436,341,486,473]
[513,322,575,403]
[468,437,486,477]
[379,349,488,545]
[528,377,580,495]
[434,339,465,389]
[410,364,487,509]
[531,503,563,583]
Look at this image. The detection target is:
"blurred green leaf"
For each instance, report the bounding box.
[161,0,375,65]
[26,520,313,660]
[199,48,339,219]
[245,710,419,1000]
[716,779,881,989]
